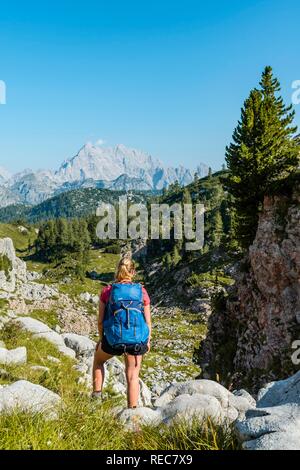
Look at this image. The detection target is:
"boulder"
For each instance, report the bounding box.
[62,333,96,357]
[0,346,27,365]
[233,389,257,408]
[118,407,162,430]
[235,404,300,450]
[154,380,231,408]
[79,292,99,305]
[16,317,75,358]
[0,380,61,419]
[235,371,300,450]
[161,393,225,425]
[256,370,300,407]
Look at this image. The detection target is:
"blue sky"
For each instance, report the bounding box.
[0,0,299,173]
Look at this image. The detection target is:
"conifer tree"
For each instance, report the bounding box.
[225,66,299,248]
[211,209,223,248]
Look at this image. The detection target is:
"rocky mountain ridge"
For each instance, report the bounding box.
[0,143,209,207]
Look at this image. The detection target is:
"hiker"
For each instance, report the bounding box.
[92,256,151,408]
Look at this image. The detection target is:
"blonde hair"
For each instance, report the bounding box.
[115,256,135,282]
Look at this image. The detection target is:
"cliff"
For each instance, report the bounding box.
[200,182,300,391]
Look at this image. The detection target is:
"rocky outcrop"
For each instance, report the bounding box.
[118,378,256,431]
[200,187,300,390]
[0,380,61,419]
[0,238,27,292]
[235,370,300,450]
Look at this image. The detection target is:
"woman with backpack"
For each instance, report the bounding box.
[92,256,151,408]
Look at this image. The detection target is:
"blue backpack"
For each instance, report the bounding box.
[103,283,149,348]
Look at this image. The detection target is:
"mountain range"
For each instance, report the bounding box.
[0,142,209,207]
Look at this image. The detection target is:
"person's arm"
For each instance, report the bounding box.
[144,304,151,352]
[97,300,106,346]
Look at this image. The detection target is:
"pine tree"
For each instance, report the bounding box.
[211,209,223,248]
[225,66,299,248]
[208,167,212,178]
[172,245,181,265]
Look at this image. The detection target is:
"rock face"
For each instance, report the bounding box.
[200,188,300,390]
[0,380,61,419]
[0,238,27,292]
[235,371,300,450]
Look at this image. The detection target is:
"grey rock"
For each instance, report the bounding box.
[47,355,61,364]
[79,292,99,305]
[229,394,256,415]
[154,380,231,408]
[235,404,300,450]
[16,317,75,358]
[0,346,27,365]
[0,380,61,419]
[62,333,96,357]
[161,393,224,425]
[26,271,42,282]
[233,389,256,407]
[257,370,300,407]
[19,282,58,301]
[235,371,300,450]
[0,238,27,292]
[118,407,163,430]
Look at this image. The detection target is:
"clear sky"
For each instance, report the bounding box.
[0,0,299,173]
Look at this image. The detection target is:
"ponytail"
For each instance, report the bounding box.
[115,256,135,282]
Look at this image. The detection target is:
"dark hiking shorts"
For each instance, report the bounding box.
[101,334,148,356]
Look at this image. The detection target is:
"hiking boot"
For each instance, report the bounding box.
[91,391,102,401]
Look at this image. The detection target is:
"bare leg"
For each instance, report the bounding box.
[124,354,143,408]
[92,343,113,392]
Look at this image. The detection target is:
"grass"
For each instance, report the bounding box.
[186,272,234,289]
[0,410,239,450]
[0,322,238,450]
[26,249,120,299]
[0,223,37,255]
[26,308,59,329]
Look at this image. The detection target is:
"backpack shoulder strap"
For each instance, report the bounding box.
[108,283,115,304]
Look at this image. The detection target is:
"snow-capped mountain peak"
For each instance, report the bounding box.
[0,142,209,207]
